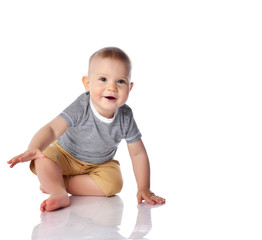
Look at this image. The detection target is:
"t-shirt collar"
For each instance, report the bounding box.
[90,97,118,124]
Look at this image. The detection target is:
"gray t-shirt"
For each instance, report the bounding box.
[57,92,141,164]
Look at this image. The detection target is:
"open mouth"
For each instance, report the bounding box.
[105,96,117,100]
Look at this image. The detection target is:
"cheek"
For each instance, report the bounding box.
[90,83,102,93]
[119,88,130,101]
[89,84,101,99]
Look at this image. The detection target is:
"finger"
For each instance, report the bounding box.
[7,153,24,164]
[9,162,16,168]
[158,198,166,204]
[143,195,156,205]
[137,194,143,204]
[151,195,166,204]
[8,152,34,167]
[9,159,21,168]
[8,158,22,168]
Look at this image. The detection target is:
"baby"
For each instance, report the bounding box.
[8,47,165,212]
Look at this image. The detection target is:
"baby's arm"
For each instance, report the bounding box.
[127,139,165,205]
[8,116,68,168]
[27,116,68,151]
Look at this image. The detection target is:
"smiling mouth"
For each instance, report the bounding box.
[105,96,117,100]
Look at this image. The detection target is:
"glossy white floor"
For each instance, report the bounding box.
[31,195,164,240]
[1,163,168,240]
[1,144,262,240]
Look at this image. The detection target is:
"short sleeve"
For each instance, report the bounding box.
[59,93,88,127]
[124,108,142,144]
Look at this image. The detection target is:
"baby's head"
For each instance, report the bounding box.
[82,47,134,118]
[88,47,132,79]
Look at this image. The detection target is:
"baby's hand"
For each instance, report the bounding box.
[7,148,45,168]
[137,188,165,205]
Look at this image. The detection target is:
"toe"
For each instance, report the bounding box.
[40,200,47,212]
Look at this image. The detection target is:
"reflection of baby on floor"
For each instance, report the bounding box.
[32,196,154,239]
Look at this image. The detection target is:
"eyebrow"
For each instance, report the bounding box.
[96,73,129,81]
[96,73,109,77]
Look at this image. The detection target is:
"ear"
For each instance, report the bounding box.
[129,82,134,92]
[82,76,90,91]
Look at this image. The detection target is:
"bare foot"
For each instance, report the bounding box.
[40,190,70,212]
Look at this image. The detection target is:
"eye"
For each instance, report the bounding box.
[99,77,107,82]
[117,79,127,84]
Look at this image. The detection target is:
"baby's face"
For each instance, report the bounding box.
[83,57,133,118]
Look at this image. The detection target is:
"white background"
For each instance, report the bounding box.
[0,0,261,239]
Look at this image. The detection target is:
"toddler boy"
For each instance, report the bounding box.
[8,47,165,212]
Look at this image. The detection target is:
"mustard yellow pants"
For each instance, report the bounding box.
[30,141,123,196]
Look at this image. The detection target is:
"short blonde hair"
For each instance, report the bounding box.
[89,47,132,77]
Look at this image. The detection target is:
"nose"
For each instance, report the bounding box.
[107,82,117,92]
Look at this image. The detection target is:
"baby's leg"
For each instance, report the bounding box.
[67,175,106,196]
[67,160,123,197]
[34,157,70,212]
